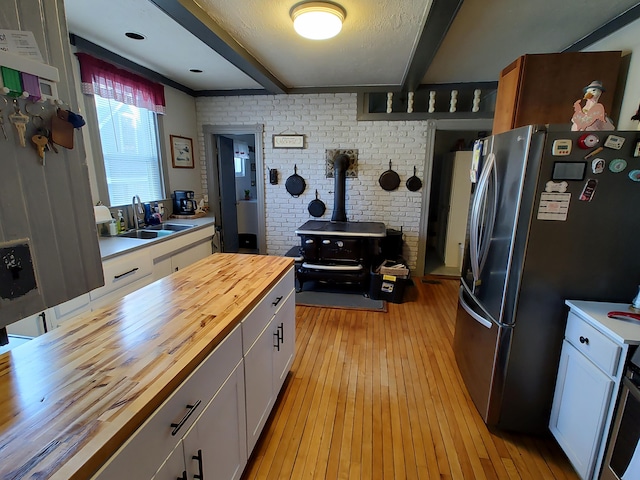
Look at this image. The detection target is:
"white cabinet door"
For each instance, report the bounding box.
[152,443,186,480]
[51,293,91,328]
[272,291,295,393]
[183,362,247,480]
[244,317,276,455]
[550,340,614,479]
[6,309,52,337]
[171,240,212,272]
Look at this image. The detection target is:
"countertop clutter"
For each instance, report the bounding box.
[0,253,294,479]
[97,215,216,260]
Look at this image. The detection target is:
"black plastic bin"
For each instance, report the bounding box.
[369,269,409,303]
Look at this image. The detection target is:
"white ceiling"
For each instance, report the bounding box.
[63,0,640,94]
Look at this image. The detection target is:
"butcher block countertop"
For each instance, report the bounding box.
[0,253,294,479]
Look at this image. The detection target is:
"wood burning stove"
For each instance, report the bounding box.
[295,220,385,291]
[294,153,386,292]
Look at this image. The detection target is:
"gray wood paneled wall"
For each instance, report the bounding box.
[0,0,104,327]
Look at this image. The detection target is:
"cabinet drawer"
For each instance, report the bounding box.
[93,325,243,480]
[242,267,295,354]
[565,312,621,376]
[90,251,153,301]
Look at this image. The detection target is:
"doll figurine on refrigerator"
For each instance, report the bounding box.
[571,80,615,131]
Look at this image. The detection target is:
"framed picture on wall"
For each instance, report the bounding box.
[170,135,194,168]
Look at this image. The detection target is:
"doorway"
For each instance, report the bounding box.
[203,125,266,254]
[424,130,484,277]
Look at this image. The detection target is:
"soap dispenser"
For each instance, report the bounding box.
[117,210,125,233]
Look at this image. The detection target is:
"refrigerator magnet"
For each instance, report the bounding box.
[604,134,625,149]
[579,179,598,202]
[545,180,568,193]
[628,170,640,182]
[609,158,627,173]
[633,140,640,158]
[591,158,605,174]
[577,133,599,149]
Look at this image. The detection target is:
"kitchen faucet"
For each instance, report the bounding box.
[132,195,144,229]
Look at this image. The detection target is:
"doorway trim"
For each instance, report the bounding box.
[203,124,266,254]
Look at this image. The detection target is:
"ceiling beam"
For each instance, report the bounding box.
[148,0,287,94]
[401,0,464,93]
[562,3,640,52]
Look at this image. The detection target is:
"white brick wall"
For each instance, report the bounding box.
[195,93,430,270]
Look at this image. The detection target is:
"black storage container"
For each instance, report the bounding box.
[381,228,403,260]
[369,270,409,303]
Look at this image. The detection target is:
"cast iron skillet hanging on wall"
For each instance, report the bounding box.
[285,164,306,197]
[406,166,422,191]
[308,190,326,217]
[379,160,400,191]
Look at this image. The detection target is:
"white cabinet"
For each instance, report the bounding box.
[550,308,628,480]
[90,249,154,310]
[182,362,247,480]
[6,308,53,337]
[51,293,91,329]
[154,238,212,279]
[153,362,247,480]
[94,325,243,480]
[242,267,295,455]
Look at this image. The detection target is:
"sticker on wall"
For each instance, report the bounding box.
[537,192,571,221]
[628,170,640,182]
[609,158,627,173]
[579,178,598,202]
[591,158,605,174]
[326,149,358,178]
[545,180,568,193]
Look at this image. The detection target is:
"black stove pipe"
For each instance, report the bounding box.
[331,154,349,222]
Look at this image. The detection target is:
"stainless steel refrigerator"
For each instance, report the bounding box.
[454,125,640,434]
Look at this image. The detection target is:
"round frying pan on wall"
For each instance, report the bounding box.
[406,166,422,191]
[285,164,306,197]
[379,160,400,191]
[308,190,326,217]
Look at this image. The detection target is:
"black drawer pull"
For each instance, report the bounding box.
[113,267,139,279]
[170,400,201,436]
[193,449,204,479]
[272,295,283,307]
[579,336,589,345]
[178,471,187,480]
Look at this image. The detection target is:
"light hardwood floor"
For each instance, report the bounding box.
[243,276,579,479]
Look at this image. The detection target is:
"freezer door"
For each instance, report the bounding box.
[454,284,512,424]
[462,126,536,324]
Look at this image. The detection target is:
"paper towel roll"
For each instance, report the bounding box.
[94,205,112,224]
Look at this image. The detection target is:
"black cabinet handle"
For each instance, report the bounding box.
[277,323,284,343]
[272,295,283,307]
[579,336,589,345]
[192,449,204,480]
[170,400,201,436]
[113,267,139,279]
[178,471,187,480]
[39,311,48,333]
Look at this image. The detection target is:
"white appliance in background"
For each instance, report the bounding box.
[443,151,472,271]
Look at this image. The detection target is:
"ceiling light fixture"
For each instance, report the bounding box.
[290,1,346,40]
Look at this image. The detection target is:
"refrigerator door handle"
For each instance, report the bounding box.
[470,152,496,282]
[459,287,493,329]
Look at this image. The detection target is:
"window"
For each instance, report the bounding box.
[234,157,245,177]
[94,96,164,206]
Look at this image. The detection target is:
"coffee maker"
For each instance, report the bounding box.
[173,190,196,215]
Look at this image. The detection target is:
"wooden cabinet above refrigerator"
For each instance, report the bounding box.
[492,51,623,134]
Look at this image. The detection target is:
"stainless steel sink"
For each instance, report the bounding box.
[144,223,195,232]
[119,230,159,239]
